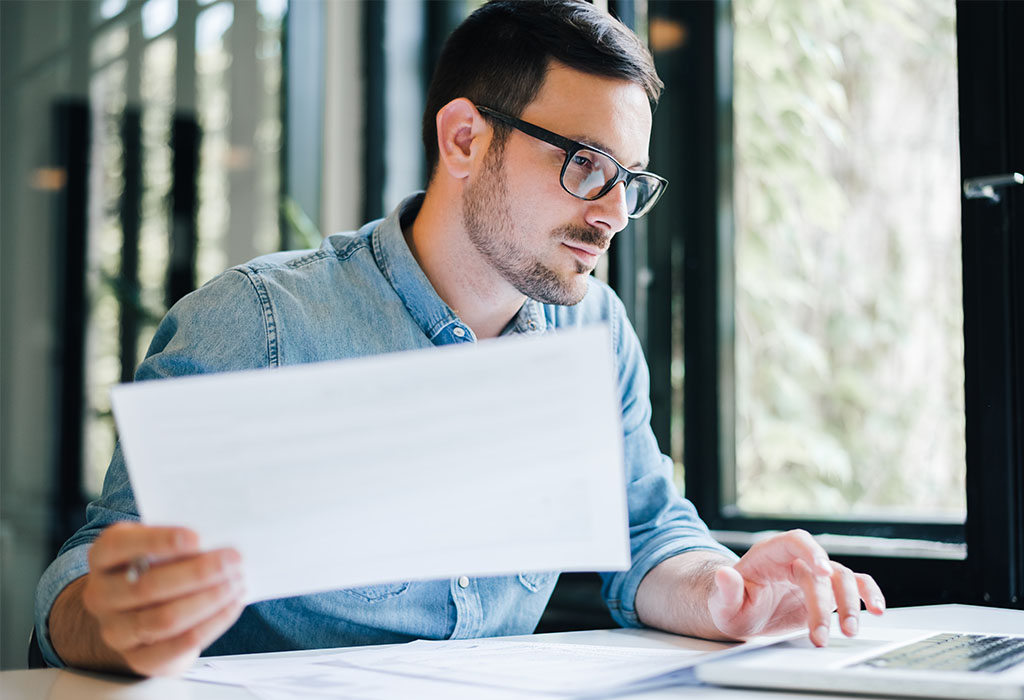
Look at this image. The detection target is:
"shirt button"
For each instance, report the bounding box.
[453,327,466,338]
[458,575,470,588]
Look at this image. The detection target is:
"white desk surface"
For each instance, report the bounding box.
[3,604,1021,700]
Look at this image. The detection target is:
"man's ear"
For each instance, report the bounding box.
[435,98,490,180]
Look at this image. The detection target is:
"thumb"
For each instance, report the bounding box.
[709,565,745,619]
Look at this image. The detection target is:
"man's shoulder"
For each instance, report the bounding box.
[166,223,384,322]
[233,227,376,278]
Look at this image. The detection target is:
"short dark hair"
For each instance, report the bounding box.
[421,0,663,180]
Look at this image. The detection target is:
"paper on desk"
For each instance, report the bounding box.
[189,653,542,700]
[321,639,712,696]
[186,638,724,699]
[111,325,629,603]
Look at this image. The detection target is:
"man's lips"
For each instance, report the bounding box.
[562,242,607,262]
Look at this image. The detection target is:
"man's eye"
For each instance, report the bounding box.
[571,154,596,170]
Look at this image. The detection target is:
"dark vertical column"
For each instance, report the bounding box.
[119,15,144,381]
[362,0,386,222]
[168,1,199,307]
[422,0,465,188]
[120,108,142,380]
[1007,0,1024,610]
[606,0,639,337]
[958,0,1022,608]
[53,98,90,543]
[52,0,93,548]
[649,0,731,520]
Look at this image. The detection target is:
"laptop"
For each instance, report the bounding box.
[695,623,1024,700]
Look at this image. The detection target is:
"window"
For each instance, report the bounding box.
[646,0,1022,607]
[1,0,286,516]
[731,0,964,522]
[76,0,287,499]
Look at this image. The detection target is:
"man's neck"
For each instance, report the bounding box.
[406,188,526,340]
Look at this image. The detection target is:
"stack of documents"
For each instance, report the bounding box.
[186,637,745,699]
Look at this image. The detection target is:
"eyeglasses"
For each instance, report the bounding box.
[475,105,668,219]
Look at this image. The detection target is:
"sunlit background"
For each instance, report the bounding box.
[730,0,964,520]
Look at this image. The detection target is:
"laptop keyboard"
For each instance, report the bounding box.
[856,633,1024,673]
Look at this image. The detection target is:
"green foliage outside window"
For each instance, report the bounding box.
[732,0,964,519]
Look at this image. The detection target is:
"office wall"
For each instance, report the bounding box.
[0,1,86,671]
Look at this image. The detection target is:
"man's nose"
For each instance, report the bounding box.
[584,182,630,235]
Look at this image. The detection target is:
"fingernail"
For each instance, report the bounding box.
[872,597,886,612]
[844,616,859,635]
[814,558,832,575]
[813,625,829,646]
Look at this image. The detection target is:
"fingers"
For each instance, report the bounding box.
[710,567,745,615]
[88,522,200,572]
[723,530,886,647]
[121,598,246,677]
[793,558,835,647]
[91,548,242,613]
[745,529,832,577]
[830,563,861,637]
[101,576,245,650]
[856,572,886,615]
[828,564,886,638]
[82,522,246,677]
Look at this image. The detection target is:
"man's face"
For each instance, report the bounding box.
[461,63,653,306]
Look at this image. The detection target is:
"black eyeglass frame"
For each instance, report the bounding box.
[475,105,668,219]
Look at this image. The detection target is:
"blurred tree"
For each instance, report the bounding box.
[732,0,964,519]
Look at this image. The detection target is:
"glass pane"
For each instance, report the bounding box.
[78,2,284,499]
[196,0,282,285]
[731,0,964,520]
[196,2,234,284]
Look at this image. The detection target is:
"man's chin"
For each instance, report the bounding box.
[531,276,589,306]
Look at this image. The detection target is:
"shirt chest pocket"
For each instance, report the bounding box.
[517,572,557,593]
[342,582,411,602]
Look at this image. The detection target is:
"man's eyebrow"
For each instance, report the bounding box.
[567,133,648,170]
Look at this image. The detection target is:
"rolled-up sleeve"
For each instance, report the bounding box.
[599,298,736,628]
[34,445,140,667]
[33,270,271,667]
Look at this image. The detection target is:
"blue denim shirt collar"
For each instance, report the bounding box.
[372,192,547,343]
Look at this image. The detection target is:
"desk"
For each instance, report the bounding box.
[3,605,1021,700]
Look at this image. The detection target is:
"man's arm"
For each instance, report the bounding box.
[634,550,736,641]
[48,523,245,676]
[635,530,886,647]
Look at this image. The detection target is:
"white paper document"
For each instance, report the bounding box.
[111,325,628,603]
[186,638,731,699]
[319,639,712,696]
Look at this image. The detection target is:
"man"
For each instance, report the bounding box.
[36,0,884,678]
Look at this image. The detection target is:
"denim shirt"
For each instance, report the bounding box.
[34,193,735,667]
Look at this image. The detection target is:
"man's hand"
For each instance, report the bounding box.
[634,530,885,647]
[708,530,885,646]
[50,522,245,676]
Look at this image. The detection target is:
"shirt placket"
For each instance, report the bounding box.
[449,574,483,639]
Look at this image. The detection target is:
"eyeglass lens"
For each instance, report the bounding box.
[562,148,660,216]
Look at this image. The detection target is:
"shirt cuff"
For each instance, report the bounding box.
[34,544,92,668]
